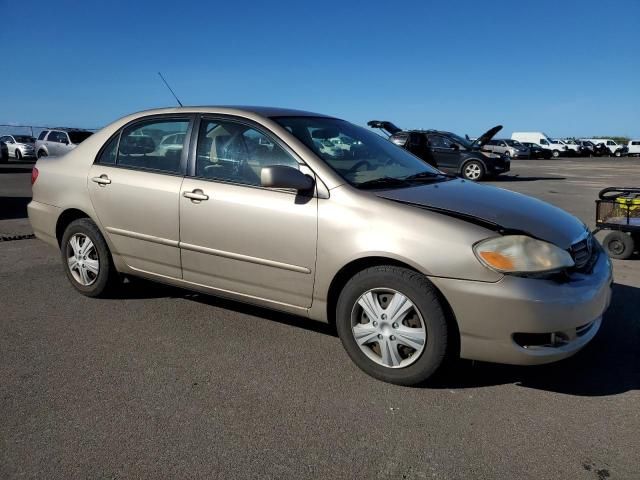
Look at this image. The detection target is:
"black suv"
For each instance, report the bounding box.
[367,121,509,181]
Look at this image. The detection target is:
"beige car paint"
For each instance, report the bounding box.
[28,106,612,366]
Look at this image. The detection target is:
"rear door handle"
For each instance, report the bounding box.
[183,189,209,201]
[91,175,111,185]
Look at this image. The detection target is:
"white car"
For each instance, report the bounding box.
[582,138,626,157]
[628,140,640,156]
[0,134,36,159]
[557,139,580,154]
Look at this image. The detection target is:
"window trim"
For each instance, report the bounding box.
[92,113,196,177]
[187,114,318,196]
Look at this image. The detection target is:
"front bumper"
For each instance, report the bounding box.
[18,147,36,158]
[487,159,510,174]
[431,249,613,365]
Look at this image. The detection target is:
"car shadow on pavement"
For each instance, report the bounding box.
[112,277,338,337]
[491,175,566,182]
[111,278,637,396]
[0,197,31,220]
[430,282,639,396]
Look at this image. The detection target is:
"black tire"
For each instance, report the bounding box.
[336,266,450,386]
[60,218,119,297]
[603,231,635,260]
[15,149,22,160]
[461,160,485,181]
[614,150,622,157]
[552,149,560,158]
[37,149,47,158]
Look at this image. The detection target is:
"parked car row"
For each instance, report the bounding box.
[0,128,93,162]
[510,132,631,158]
[367,121,509,181]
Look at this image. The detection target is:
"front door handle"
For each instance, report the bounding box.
[91,175,111,185]
[183,189,209,201]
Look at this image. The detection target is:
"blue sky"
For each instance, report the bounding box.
[0,0,638,137]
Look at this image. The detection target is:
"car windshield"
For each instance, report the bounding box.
[505,140,521,146]
[14,136,35,143]
[445,133,473,149]
[68,131,93,144]
[273,116,443,188]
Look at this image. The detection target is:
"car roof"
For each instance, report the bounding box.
[400,129,456,136]
[126,105,334,119]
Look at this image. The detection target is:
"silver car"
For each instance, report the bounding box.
[0,134,36,159]
[35,128,93,158]
[28,107,612,385]
[484,139,530,159]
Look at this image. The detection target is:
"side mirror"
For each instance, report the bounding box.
[61,139,69,145]
[261,165,315,191]
[451,143,460,150]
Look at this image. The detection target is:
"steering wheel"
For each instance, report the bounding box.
[347,160,373,173]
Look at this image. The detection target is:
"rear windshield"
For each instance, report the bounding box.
[68,131,93,144]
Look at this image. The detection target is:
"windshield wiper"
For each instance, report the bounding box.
[403,171,453,181]
[357,176,413,190]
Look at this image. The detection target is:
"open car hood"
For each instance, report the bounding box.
[367,120,402,135]
[472,125,503,148]
[376,179,586,249]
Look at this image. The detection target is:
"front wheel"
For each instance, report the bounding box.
[15,149,22,160]
[336,266,449,386]
[37,150,47,158]
[552,149,560,158]
[461,160,485,181]
[60,218,119,297]
[603,231,635,260]
[614,150,622,157]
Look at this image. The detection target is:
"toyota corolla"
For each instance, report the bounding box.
[28,107,612,385]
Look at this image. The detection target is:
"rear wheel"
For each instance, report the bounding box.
[552,149,560,158]
[461,160,485,181]
[15,149,22,160]
[60,218,119,297]
[603,231,635,260]
[336,266,450,386]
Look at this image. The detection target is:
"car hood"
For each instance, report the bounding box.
[472,125,503,148]
[376,179,586,249]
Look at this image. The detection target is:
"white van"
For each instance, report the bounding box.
[582,139,626,157]
[511,132,567,158]
[628,140,640,156]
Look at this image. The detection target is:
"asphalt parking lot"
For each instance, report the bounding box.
[1,158,639,479]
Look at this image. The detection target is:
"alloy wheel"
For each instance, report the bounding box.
[66,233,100,286]
[463,163,482,180]
[350,288,427,368]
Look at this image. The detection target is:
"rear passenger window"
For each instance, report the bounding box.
[117,119,189,173]
[48,131,67,143]
[97,136,118,165]
[195,119,299,186]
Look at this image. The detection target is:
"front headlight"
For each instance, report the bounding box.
[473,235,574,274]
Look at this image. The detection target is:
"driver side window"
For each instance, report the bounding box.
[195,119,298,186]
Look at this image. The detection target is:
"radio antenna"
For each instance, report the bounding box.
[157,72,183,107]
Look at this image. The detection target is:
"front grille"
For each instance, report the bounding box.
[570,233,596,272]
